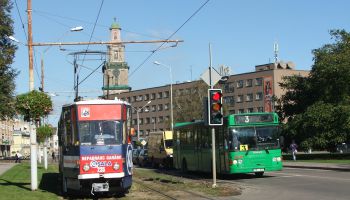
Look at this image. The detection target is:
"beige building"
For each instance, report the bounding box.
[110,62,308,140]
[0,119,13,157]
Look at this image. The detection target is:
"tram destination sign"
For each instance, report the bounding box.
[234,114,274,124]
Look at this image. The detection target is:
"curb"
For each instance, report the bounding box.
[283,164,350,172]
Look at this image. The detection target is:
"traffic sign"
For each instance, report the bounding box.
[200,68,221,86]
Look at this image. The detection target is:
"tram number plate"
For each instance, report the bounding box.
[253,168,264,172]
[92,183,109,192]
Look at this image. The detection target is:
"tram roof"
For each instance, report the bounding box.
[62,98,130,107]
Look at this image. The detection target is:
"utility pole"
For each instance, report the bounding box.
[209,43,217,188]
[27,0,38,191]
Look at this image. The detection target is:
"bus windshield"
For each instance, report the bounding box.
[228,126,280,151]
[78,120,122,145]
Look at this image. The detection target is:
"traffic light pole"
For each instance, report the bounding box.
[209,43,217,188]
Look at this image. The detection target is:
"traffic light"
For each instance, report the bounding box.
[208,89,223,126]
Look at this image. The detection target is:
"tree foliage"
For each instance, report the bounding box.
[174,81,208,123]
[36,124,54,143]
[15,90,53,125]
[0,0,18,119]
[278,29,350,151]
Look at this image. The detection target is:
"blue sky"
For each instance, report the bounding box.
[10,0,350,124]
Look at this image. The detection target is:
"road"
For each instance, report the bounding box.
[221,167,350,200]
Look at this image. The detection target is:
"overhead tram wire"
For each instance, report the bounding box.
[78,0,104,74]
[32,9,168,40]
[14,0,27,39]
[128,0,210,78]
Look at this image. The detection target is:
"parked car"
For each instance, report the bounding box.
[137,149,148,167]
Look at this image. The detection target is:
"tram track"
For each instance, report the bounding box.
[133,178,217,200]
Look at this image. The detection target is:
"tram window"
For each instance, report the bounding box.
[79,120,122,145]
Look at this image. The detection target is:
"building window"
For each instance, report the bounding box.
[158,116,164,123]
[132,109,137,114]
[246,93,253,102]
[151,105,156,112]
[255,92,263,100]
[257,107,264,112]
[144,106,150,112]
[131,96,136,102]
[158,104,163,111]
[229,109,235,114]
[255,78,263,86]
[237,80,243,88]
[146,118,150,124]
[247,108,254,113]
[246,79,253,87]
[127,97,130,102]
[151,117,156,123]
[238,109,244,113]
[224,82,235,93]
[139,118,143,125]
[223,96,234,106]
[157,92,163,99]
[132,119,137,125]
[151,93,156,100]
[165,116,170,122]
[164,91,170,98]
[164,103,170,110]
[237,95,243,103]
[144,94,149,101]
[137,95,143,101]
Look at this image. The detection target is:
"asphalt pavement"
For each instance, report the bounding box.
[0,162,17,176]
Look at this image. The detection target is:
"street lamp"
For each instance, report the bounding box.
[153,61,174,131]
[132,100,152,141]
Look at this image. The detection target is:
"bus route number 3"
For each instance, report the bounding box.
[97,167,105,173]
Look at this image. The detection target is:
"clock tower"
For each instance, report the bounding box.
[102,19,131,96]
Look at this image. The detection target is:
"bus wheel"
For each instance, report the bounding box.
[181,159,188,173]
[255,172,264,177]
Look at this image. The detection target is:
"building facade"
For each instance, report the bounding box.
[110,62,308,139]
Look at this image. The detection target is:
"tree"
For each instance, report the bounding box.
[278,29,350,150]
[0,0,18,119]
[173,81,208,123]
[15,90,53,126]
[36,124,54,143]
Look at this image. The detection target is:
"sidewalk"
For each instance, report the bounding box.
[283,161,350,171]
[0,162,16,176]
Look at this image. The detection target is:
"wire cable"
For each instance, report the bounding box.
[14,0,27,40]
[78,0,105,73]
[128,0,210,78]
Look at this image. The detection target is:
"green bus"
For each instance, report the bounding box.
[173,112,283,176]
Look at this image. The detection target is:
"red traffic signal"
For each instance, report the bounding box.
[208,89,223,126]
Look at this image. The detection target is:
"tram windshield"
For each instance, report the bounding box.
[78,120,122,145]
[228,126,280,151]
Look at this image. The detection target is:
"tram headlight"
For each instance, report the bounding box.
[83,164,90,172]
[113,163,120,170]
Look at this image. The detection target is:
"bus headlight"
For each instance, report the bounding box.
[238,159,243,164]
[83,164,90,172]
[233,160,238,165]
[113,163,120,170]
[273,157,281,162]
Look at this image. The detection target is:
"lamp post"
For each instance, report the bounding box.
[153,61,174,131]
[132,101,151,141]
